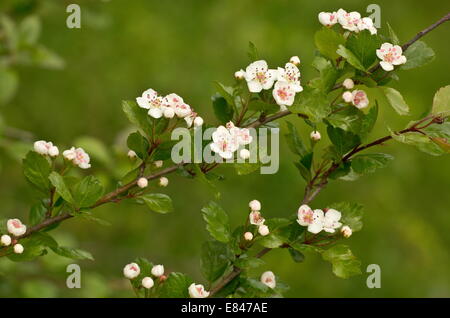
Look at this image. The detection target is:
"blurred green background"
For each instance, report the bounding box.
[0,0,449,297]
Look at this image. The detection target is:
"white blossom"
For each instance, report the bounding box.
[249,199,261,211]
[276,63,303,93]
[342,78,354,89]
[234,69,245,79]
[249,211,265,226]
[127,150,137,158]
[272,81,297,107]
[289,56,301,65]
[308,209,326,234]
[123,263,140,279]
[260,271,276,289]
[34,140,59,157]
[13,244,24,254]
[210,126,238,159]
[163,107,175,119]
[163,93,192,118]
[136,89,165,119]
[137,177,148,188]
[357,17,377,35]
[318,11,338,27]
[188,283,210,298]
[1,234,11,246]
[159,177,169,187]
[63,147,91,169]
[244,232,253,241]
[239,149,250,159]
[310,131,321,141]
[258,224,270,236]
[351,90,369,109]
[376,42,407,71]
[342,91,353,103]
[244,60,277,93]
[142,277,154,289]
[337,9,361,32]
[322,209,342,233]
[341,225,352,238]
[7,218,27,237]
[151,264,164,277]
[194,116,204,127]
[154,160,163,168]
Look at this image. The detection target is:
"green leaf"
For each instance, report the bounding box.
[235,254,265,269]
[311,56,340,92]
[247,41,259,60]
[122,100,152,133]
[326,107,363,134]
[201,201,231,243]
[380,87,410,116]
[48,172,74,204]
[73,176,104,208]
[193,164,220,199]
[346,30,381,69]
[290,87,331,122]
[327,126,360,156]
[159,272,193,298]
[351,153,394,175]
[336,45,366,71]
[29,202,47,226]
[23,151,52,193]
[0,67,18,105]
[212,95,234,124]
[392,131,444,156]
[288,248,305,263]
[258,233,284,248]
[431,85,450,117]
[359,104,378,140]
[386,22,400,45]
[314,27,346,60]
[234,162,260,175]
[401,41,435,70]
[328,202,364,232]
[212,82,235,107]
[19,15,41,45]
[201,241,233,283]
[127,131,149,159]
[51,246,94,261]
[141,193,173,214]
[284,121,308,157]
[322,245,361,279]
[294,159,311,182]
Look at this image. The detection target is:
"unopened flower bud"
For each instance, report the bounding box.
[159,177,168,187]
[154,160,163,168]
[289,56,301,65]
[240,149,250,159]
[142,276,154,289]
[258,224,270,236]
[310,130,321,141]
[1,234,11,246]
[137,177,148,188]
[249,199,261,211]
[260,271,276,289]
[159,275,167,282]
[48,146,59,157]
[234,69,245,79]
[7,219,27,237]
[151,264,164,277]
[34,140,48,155]
[128,150,137,158]
[343,78,354,89]
[342,91,353,103]
[194,116,204,127]
[163,107,175,119]
[188,283,210,298]
[13,244,24,254]
[123,263,140,279]
[341,225,352,238]
[244,232,253,241]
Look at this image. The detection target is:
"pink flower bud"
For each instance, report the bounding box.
[137,177,148,188]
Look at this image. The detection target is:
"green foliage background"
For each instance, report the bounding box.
[0,0,449,297]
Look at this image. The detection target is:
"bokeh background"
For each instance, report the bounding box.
[0,0,449,297]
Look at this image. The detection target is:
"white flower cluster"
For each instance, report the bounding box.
[123,262,165,290]
[136,89,203,127]
[1,219,28,254]
[248,200,270,237]
[318,9,377,35]
[236,57,303,110]
[297,204,351,236]
[342,89,369,109]
[210,121,252,159]
[34,140,91,169]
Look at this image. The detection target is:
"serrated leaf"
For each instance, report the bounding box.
[212,95,234,124]
[401,41,435,70]
[159,272,193,298]
[51,246,94,261]
[73,175,104,208]
[127,131,149,159]
[322,245,361,279]
[351,153,394,175]
[201,201,231,243]
[328,202,364,232]
[141,193,173,214]
[327,126,360,156]
[201,241,233,283]
[284,121,308,157]
[336,45,366,71]
[122,100,153,133]
[48,172,74,204]
[29,202,47,226]
[431,85,450,117]
[380,87,410,115]
[346,30,381,69]
[314,27,346,60]
[290,87,331,122]
[23,151,51,193]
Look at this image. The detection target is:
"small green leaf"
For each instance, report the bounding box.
[314,27,346,60]
[351,153,394,175]
[288,248,305,263]
[247,41,259,60]
[346,30,381,69]
[141,193,173,214]
[212,95,234,124]
[48,172,74,204]
[311,56,340,92]
[201,201,231,243]
[19,15,41,45]
[431,85,450,117]
[122,100,153,133]
[322,245,361,279]
[23,151,51,193]
[235,255,265,269]
[29,202,47,226]
[73,175,104,208]
[159,272,193,298]
[392,131,444,156]
[380,87,410,116]
[328,202,364,232]
[327,126,360,156]
[386,22,400,45]
[201,241,234,283]
[359,104,378,140]
[51,246,94,261]
[336,45,366,71]
[401,41,435,70]
[234,162,260,175]
[290,87,331,122]
[326,107,363,134]
[127,131,149,159]
[258,233,284,248]
[0,67,18,105]
[284,121,308,157]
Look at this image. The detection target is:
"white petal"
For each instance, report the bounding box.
[380,61,394,71]
[148,107,163,118]
[308,222,323,234]
[247,80,263,93]
[136,97,150,109]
